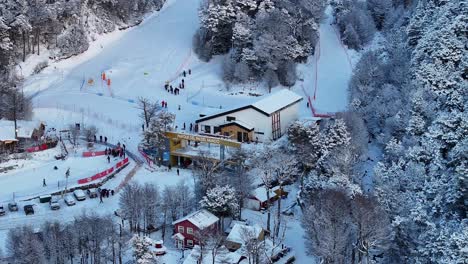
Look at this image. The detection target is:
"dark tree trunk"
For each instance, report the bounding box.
[22,31,26,62]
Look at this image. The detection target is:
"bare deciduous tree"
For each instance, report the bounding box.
[137,97,160,129]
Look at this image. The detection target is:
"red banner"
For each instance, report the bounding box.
[116,157,129,169]
[27,143,48,153]
[77,158,129,184]
[82,151,106,157]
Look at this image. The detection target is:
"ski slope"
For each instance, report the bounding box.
[2,0,356,261]
[297,6,354,116]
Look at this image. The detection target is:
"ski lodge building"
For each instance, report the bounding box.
[195,90,303,142]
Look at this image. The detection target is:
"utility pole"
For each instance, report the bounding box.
[13,90,18,139]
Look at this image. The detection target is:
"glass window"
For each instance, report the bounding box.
[272,111,281,140]
[178,226,184,234]
[227,116,236,121]
[204,125,211,133]
[187,240,194,246]
[187,227,194,234]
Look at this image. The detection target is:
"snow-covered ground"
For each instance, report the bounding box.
[296,6,355,116]
[0,144,115,202]
[1,0,357,261]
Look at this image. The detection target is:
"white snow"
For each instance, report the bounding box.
[296,6,354,115]
[172,209,219,230]
[0,119,42,140]
[251,89,303,115]
[251,186,277,203]
[226,223,262,245]
[0,0,358,262]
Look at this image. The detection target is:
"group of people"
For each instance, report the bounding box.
[161,100,168,108]
[105,142,126,162]
[94,135,108,143]
[164,83,181,95]
[162,69,192,103]
[99,188,114,203]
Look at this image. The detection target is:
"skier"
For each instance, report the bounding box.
[183,70,186,77]
[105,137,107,143]
[43,178,46,187]
[107,155,110,163]
[94,135,97,142]
[183,123,186,130]
[162,100,165,107]
[190,123,193,131]
[100,135,103,142]
[189,69,191,75]
[177,168,180,176]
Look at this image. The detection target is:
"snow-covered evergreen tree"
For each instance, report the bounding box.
[200,185,239,218]
[132,235,156,264]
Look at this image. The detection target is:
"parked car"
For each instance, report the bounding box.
[64,195,76,206]
[73,189,86,201]
[8,202,18,211]
[0,205,5,216]
[87,188,98,198]
[50,197,60,210]
[24,205,34,215]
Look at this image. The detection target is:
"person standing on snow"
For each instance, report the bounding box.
[43,178,47,187]
[183,70,186,77]
[107,155,110,163]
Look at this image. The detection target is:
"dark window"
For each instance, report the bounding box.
[204,125,211,133]
[272,111,281,140]
[214,126,221,133]
[227,116,236,121]
[255,131,265,135]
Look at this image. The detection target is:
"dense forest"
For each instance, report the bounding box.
[0,0,165,120]
[296,0,467,262]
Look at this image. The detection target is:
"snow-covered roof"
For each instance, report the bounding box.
[251,186,277,202]
[183,245,247,264]
[219,120,254,131]
[172,209,219,230]
[227,224,263,245]
[196,89,302,123]
[252,89,303,115]
[172,233,185,240]
[0,119,42,141]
